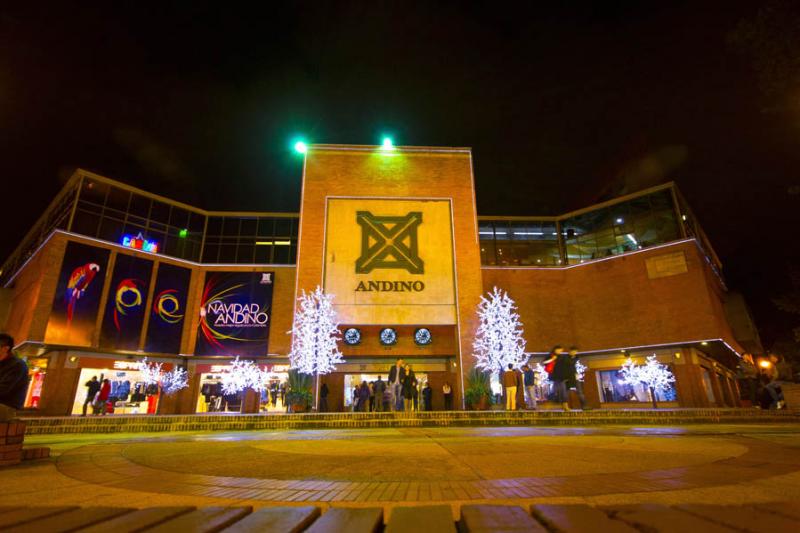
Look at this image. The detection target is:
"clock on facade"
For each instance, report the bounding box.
[414,327,432,346]
[379,328,397,346]
[343,328,361,345]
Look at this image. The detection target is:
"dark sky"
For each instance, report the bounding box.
[2,1,799,348]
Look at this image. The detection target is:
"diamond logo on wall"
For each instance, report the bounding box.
[355,211,424,274]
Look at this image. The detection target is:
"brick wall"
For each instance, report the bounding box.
[0,421,26,466]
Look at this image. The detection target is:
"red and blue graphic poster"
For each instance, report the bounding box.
[145,263,191,354]
[99,253,153,351]
[45,241,110,346]
[195,271,274,356]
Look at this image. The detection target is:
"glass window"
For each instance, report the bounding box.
[595,369,677,403]
[274,218,291,236]
[149,201,171,225]
[79,179,109,209]
[257,218,275,237]
[239,217,257,236]
[236,244,254,263]
[206,217,223,236]
[221,217,240,237]
[71,209,101,238]
[128,193,151,218]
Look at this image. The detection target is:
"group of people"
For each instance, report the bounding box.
[502,345,587,411]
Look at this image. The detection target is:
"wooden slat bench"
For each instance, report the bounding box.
[1,502,797,531]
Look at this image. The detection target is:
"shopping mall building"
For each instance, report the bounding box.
[0,144,759,415]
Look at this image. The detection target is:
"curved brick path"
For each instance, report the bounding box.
[53,427,800,503]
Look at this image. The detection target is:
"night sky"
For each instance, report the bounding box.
[2,1,798,350]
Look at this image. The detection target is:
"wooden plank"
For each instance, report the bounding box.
[0,507,77,528]
[604,504,736,533]
[461,505,546,532]
[305,507,383,533]
[220,505,320,533]
[532,505,637,533]
[386,505,455,533]
[676,504,800,531]
[4,507,133,533]
[147,506,252,533]
[753,502,800,521]
[79,506,195,533]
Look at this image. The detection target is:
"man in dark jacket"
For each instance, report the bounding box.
[549,347,572,411]
[319,382,329,412]
[82,376,101,416]
[0,334,29,415]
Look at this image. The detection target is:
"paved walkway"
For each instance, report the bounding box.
[4,425,800,510]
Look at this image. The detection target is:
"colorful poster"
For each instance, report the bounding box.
[45,241,110,346]
[195,271,274,356]
[99,253,153,351]
[144,263,191,354]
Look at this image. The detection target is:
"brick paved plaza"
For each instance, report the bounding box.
[3,424,800,514]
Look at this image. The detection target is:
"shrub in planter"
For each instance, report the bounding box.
[286,369,313,412]
[464,367,493,410]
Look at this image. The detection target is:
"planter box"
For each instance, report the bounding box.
[0,421,26,467]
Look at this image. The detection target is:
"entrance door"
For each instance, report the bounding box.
[344,373,428,412]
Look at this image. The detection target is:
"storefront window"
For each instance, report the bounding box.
[72,363,160,415]
[197,373,243,413]
[595,369,676,403]
[701,367,716,403]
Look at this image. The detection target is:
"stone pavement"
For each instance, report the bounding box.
[3,425,800,515]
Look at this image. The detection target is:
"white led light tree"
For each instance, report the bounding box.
[221,356,264,395]
[137,358,162,386]
[575,359,587,382]
[288,286,343,409]
[473,286,528,376]
[619,355,676,408]
[161,367,189,395]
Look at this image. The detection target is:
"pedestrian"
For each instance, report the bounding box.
[443,382,453,410]
[422,382,433,411]
[388,358,406,411]
[95,378,111,415]
[502,364,519,410]
[0,334,29,419]
[352,387,359,412]
[567,347,587,410]
[522,364,536,410]
[319,382,329,412]
[358,381,370,412]
[368,381,375,412]
[373,376,386,412]
[543,346,571,410]
[402,364,417,412]
[82,376,101,416]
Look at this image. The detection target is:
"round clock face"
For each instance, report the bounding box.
[414,328,432,346]
[343,328,361,345]
[379,328,397,346]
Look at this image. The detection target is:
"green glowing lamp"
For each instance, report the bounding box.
[294,141,308,154]
[178,228,188,239]
[382,137,394,150]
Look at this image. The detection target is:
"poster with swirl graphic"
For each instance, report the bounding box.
[45,241,110,346]
[99,253,153,351]
[144,263,191,354]
[194,271,274,356]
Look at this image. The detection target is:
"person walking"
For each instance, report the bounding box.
[402,364,417,412]
[82,376,101,416]
[422,382,432,411]
[373,376,386,412]
[502,364,519,410]
[567,347,587,410]
[443,382,453,410]
[522,364,537,410]
[358,381,370,412]
[388,359,406,411]
[544,346,571,410]
[96,378,111,415]
[319,382,329,413]
[0,334,29,418]
[368,381,375,412]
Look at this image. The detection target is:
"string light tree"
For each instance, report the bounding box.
[472,286,528,381]
[619,355,676,409]
[136,358,189,413]
[288,286,344,411]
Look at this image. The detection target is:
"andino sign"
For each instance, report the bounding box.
[324,198,456,325]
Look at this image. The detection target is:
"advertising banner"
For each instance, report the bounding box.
[99,253,154,351]
[144,263,192,354]
[195,271,274,356]
[324,198,456,324]
[45,241,110,346]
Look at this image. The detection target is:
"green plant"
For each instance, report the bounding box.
[464,367,493,408]
[286,369,313,407]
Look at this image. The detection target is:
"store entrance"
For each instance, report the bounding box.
[344,372,428,411]
[72,367,159,415]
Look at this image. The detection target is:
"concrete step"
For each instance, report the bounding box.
[20,408,799,435]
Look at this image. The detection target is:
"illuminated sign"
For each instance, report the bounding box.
[113,361,140,370]
[324,198,456,325]
[121,233,159,253]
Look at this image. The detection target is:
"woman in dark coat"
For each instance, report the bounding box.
[402,365,417,412]
[357,381,370,412]
[543,346,572,410]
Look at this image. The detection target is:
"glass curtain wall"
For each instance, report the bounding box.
[202,215,298,264]
[479,220,560,266]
